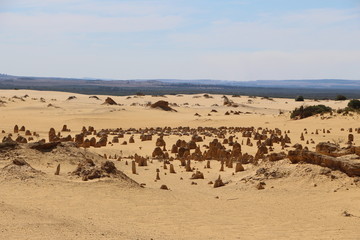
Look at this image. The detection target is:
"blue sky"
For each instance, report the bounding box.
[0,0,359,80]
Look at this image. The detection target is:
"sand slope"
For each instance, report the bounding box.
[0,90,359,240]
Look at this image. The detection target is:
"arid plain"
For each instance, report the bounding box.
[0,89,359,240]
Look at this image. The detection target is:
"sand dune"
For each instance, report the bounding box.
[0,90,359,240]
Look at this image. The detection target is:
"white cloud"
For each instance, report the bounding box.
[280,8,360,26]
[0,1,359,80]
[0,0,176,16]
[0,12,183,34]
[169,8,360,51]
[1,41,358,80]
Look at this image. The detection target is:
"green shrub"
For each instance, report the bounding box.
[335,95,347,101]
[295,96,304,101]
[348,99,360,109]
[291,105,332,119]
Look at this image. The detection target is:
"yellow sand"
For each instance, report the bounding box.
[0,90,359,240]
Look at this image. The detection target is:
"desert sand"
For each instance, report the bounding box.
[0,90,359,240]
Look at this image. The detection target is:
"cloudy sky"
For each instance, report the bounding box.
[0,0,359,80]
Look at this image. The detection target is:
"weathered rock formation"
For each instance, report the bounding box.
[103,97,117,105]
[213,175,225,188]
[191,171,204,179]
[150,101,177,112]
[235,162,244,172]
[72,159,130,181]
[315,142,354,157]
[288,145,360,177]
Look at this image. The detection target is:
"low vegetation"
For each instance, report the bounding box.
[336,99,360,115]
[335,95,347,101]
[291,105,332,119]
[348,99,360,109]
[295,96,304,101]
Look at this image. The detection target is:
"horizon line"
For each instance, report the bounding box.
[1,73,360,82]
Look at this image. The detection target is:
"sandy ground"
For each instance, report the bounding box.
[0,90,359,240]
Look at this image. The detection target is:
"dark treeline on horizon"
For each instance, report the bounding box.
[1,74,360,99]
[1,83,360,99]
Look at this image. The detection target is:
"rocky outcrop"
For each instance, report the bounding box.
[135,155,148,167]
[315,142,354,157]
[152,147,165,158]
[29,141,60,151]
[0,140,18,149]
[103,97,117,105]
[15,136,27,143]
[156,137,166,147]
[49,128,59,142]
[169,164,176,173]
[266,152,287,162]
[95,136,107,147]
[150,101,177,112]
[185,160,192,172]
[254,144,268,161]
[62,125,70,132]
[67,96,77,100]
[54,164,60,175]
[171,144,178,153]
[14,125,19,133]
[72,159,128,181]
[288,148,360,177]
[213,175,225,188]
[235,162,244,172]
[355,146,360,156]
[74,133,84,146]
[132,161,136,174]
[1,158,43,179]
[191,171,204,179]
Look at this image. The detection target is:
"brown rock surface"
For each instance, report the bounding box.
[288,148,360,177]
[150,101,177,112]
[103,97,117,105]
[213,175,225,188]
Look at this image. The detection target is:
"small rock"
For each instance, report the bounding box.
[256,182,265,190]
[160,185,169,190]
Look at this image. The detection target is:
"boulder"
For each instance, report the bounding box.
[150,101,177,112]
[191,171,204,179]
[169,164,176,174]
[213,175,225,188]
[49,128,59,142]
[152,147,165,158]
[171,144,178,153]
[156,137,166,147]
[103,97,117,105]
[235,162,244,172]
[62,125,70,132]
[14,125,19,133]
[15,136,27,143]
[74,133,84,146]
